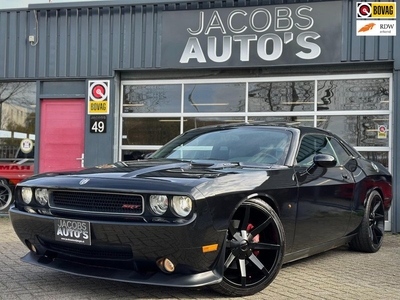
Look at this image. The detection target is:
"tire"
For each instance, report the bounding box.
[0,183,13,213]
[212,198,285,297]
[349,190,385,253]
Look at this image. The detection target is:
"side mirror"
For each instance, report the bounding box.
[313,154,336,168]
[297,154,337,180]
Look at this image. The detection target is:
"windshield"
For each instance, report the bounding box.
[151,126,292,165]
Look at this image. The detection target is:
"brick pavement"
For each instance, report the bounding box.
[0,215,399,300]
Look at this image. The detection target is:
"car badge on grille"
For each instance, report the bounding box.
[79,178,90,185]
[122,204,141,210]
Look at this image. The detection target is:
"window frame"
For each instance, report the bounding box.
[119,73,392,173]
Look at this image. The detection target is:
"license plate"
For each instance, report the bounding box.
[54,218,91,246]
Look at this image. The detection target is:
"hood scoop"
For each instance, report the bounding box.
[123,162,190,178]
[123,160,240,179]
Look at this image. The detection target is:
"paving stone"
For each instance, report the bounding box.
[1,216,399,300]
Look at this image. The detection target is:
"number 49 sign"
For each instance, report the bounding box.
[90,115,107,133]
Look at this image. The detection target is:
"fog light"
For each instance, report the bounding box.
[164,258,175,272]
[24,207,37,214]
[156,257,175,273]
[37,209,52,216]
[25,240,37,254]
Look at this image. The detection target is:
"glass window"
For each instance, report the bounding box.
[296,135,351,167]
[122,118,180,145]
[317,79,389,111]
[152,127,291,165]
[248,81,314,112]
[123,84,181,113]
[121,149,153,161]
[120,75,391,183]
[359,151,389,168]
[248,116,314,127]
[317,115,389,147]
[184,117,245,132]
[183,83,245,113]
[329,138,351,166]
[0,82,36,160]
[297,135,327,166]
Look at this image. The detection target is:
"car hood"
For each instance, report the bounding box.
[19,159,283,198]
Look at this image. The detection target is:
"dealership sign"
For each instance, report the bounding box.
[161,2,342,68]
[356,2,396,36]
[88,80,110,115]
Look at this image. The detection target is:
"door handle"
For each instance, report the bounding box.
[76,153,84,168]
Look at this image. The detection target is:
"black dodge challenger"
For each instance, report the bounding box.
[9,124,392,296]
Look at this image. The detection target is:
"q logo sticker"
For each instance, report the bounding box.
[88,80,109,114]
[91,84,107,100]
[357,2,372,18]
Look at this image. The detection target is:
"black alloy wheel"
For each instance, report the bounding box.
[0,183,13,212]
[213,198,285,296]
[349,190,385,253]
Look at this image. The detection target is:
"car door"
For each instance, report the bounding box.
[292,134,355,252]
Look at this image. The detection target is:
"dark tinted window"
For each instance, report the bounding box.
[296,134,350,167]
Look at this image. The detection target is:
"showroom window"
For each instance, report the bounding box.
[0,82,36,160]
[248,81,315,112]
[120,74,391,171]
[183,83,245,113]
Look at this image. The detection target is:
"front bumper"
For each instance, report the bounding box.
[9,207,226,287]
[21,251,223,287]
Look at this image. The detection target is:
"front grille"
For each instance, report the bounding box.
[50,190,144,215]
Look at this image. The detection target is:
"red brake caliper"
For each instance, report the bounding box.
[247,224,260,256]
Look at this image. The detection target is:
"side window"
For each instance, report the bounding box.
[328,138,351,166]
[296,135,325,166]
[296,134,338,167]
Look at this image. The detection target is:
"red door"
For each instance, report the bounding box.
[39,99,85,173]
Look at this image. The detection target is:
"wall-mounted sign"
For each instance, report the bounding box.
[378,124,387,139]
[356,2,396,36]
[161,2,342,69]
[356,2,396,19]
[356,20,396,36]
[88,80,109,114]
[90,115,107,133]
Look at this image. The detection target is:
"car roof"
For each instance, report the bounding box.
[186,122,334,136]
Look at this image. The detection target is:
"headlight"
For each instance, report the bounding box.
[149,195,168,215]
[21,187,33,204]
[171,196,192,217]
[35,188,49,206]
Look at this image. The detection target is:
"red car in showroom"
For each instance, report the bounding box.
[0,148,34,213]
[9,123,392,296]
